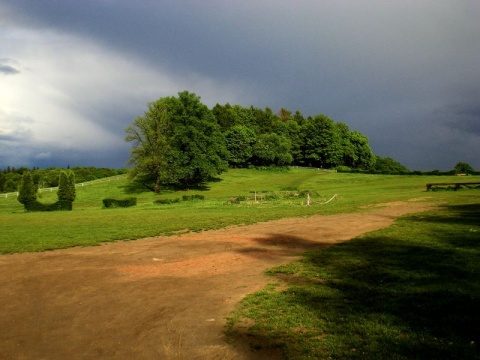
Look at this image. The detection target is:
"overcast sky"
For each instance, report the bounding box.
[1,1,479,170]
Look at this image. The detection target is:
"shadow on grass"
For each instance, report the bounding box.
[119,181,150,194]
[228,204,480,359]
[118,178,219,195]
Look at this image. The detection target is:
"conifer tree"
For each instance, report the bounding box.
[67,170,76,201]
[17,171,37,205]
[57,170,76,202]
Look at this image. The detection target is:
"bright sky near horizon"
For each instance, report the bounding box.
[1,1,479,170]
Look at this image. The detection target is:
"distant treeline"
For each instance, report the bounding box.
[339,159,479,176]
[212,104,478,176]
[1,161,475,194]
[0,167,126,193]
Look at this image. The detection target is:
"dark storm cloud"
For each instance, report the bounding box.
[2,1,480,170]
[439,104,480,136]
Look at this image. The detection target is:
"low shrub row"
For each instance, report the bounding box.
[102,198,137,208]
[24,200,73,212]
[154,194,205,205]
[154,198,181,205]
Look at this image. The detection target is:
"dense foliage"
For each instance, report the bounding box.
[125,92,380,191]
[369,156,410,174]
[125,91,228,192]
[212,103,377,169]
[454,162,476,175]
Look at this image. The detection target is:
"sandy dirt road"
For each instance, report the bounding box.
[0,200,434,359]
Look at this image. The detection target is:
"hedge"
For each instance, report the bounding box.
[154,198,181,205]
[102,198,137,208]
[24,200,73,212]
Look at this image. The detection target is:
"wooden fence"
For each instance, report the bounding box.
[0,176,125,199]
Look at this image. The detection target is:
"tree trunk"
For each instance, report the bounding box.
[155,173,160,193]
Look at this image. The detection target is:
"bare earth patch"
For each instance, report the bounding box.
[0,200,434,360]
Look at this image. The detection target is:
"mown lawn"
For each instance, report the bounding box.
[0,168,476,254]
[226,192,480,359]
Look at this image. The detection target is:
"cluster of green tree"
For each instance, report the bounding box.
[0,166,125,193]
[340,156,411,174]
[125,91,480,192]
[18,170,76,211]
[212,103,376,169]
[125,91,376,192]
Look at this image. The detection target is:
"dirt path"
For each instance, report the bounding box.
[0,200,434,360]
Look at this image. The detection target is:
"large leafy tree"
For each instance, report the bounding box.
[251,106,277,134]
[167,91,228,188]
[371,156,409,173]
[253,133,293,166]
[336,122,356,167]
[454,162,475,174]
[301,114,342,168]
[348,131,376,169]
[126,91,228,192]
[211,103,240,132]
[273,119,302,165]
[224,125,256,167]
[335,123,375,169]
[125,98,171,192]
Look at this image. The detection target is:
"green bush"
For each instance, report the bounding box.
[335,165,352,173]
[102,198,137,208]
[265,193,280,200]
[154,198,181,205]
[24,200,72,212]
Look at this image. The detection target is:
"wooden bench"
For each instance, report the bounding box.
[426,182,480,191]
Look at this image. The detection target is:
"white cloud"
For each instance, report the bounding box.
[0,25,255,167]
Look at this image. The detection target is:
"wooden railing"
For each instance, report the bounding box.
[426,182,480,191]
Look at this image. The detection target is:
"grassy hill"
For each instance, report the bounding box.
[0,168,477,254]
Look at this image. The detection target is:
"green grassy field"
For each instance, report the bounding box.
[2,168,479,358]
[226,184,480,359]
[0,169,477,254]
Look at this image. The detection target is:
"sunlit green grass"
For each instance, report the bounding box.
[0,169,477,254]
[226,193,480,359]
